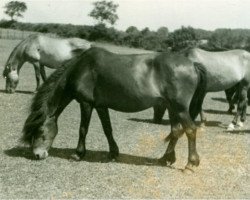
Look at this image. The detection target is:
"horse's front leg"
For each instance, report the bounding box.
[96,107,119,161]
[72,102,93,161]
[40,65,47,82]
[33,62,41,91]
[153,102,167,124]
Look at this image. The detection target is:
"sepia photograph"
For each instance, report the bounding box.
[0,0,249,198]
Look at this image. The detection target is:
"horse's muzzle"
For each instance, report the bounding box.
[33,148,48,160]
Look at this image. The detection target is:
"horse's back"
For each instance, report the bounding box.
[27,35,90,68]
[188,48,250,91]
[67,37,92,49]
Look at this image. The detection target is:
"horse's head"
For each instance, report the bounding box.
[32,119,57,160]
[23,115,58,159]
[3,64,19,94]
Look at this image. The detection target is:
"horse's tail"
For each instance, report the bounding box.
[22,57,80,144]
[189,62,207,120]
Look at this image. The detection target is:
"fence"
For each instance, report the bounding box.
[0,28,56,40]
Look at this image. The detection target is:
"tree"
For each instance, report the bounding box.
[157,27,169,39]
[89,0,119,26]
[168,26,198,51]
[4,1,27,21]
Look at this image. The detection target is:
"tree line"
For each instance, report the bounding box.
[2,0,250,52]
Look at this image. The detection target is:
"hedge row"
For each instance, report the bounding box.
[1,20,250,51]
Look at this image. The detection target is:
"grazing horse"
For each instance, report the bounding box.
[2,34,91,93]
[153,48,250,130]
[22,47,207,172]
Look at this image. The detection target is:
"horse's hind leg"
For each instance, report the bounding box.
[96,107,119,161]
[199,109,207,127]
[72,102,93,161]
[235,87,248,127]
[179,111,200,172]
[225,85,238,114]
[228,86,248,130]
[159,111,184,166]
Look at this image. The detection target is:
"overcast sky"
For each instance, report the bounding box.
[0,0,249,31]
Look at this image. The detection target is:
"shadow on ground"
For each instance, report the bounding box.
[226,129,250,134]
[4,147,174,168]
[204,109,250,116]
[204,109,232,115]
[128,118,170,125]
[211,97,228,103]
[128,118,222,128]
[0,89,34,95]
[203,120,222,127]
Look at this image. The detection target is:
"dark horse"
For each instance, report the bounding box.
[22,47,207,172]
[2,34,91,93]
[153,48,250,130]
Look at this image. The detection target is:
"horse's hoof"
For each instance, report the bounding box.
[199,122,206,128]
[236,121,244,128]
[182,166,195,174]
[158,151,176,166]
[107,152,119,162]
[182,162,199,174]
[70,153,82,161]
[227,123,235,131]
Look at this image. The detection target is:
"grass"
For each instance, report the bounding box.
[0,38,249,199]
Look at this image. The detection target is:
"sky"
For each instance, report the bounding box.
[0,0,250,31]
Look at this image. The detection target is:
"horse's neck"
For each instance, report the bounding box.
[8,41,26,71]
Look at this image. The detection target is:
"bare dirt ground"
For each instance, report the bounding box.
[0,39,249,199]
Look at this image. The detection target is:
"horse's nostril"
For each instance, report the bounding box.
[35,154,40,159]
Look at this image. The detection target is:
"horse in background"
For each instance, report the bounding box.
[153,48,250,130]
[2,34,92,93]
[22,47,207,172]
[224,83,250,113]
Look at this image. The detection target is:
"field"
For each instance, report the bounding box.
[0,38,249,199]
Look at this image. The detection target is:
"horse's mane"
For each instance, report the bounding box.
[7,34,39,64]
[22,54,82,144]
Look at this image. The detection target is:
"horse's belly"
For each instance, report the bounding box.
[94,86,160,112]
[107,97,156,112]
[206,72,242,92]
